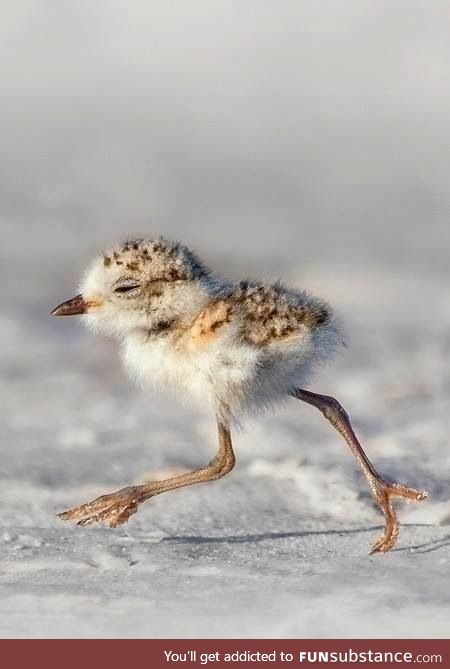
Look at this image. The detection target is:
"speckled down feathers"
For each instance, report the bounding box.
[79,237,344,419]
[231,280,330,346]
[102,238,208,281]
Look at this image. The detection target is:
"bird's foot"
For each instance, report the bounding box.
[58,486,143,527]
[369,477,428,554]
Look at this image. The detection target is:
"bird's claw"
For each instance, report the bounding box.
[369,477,428,554]
[58,486,141,528]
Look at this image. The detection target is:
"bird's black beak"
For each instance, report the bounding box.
[51,294,88,316]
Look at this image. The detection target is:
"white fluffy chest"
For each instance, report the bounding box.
[121,332,260,410]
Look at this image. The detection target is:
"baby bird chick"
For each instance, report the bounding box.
[52,238,427,554]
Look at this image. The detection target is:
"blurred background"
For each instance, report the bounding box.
[1,1,449,292]
[0,1,449,638]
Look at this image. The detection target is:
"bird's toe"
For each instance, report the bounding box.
[58,486,141,527]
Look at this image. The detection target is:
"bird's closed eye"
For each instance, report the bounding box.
[114,284,140,294]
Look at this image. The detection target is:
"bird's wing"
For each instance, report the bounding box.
[233,281,330,348]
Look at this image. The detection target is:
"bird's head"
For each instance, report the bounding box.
[51,238,210,338]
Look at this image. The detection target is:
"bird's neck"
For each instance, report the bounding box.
[130,277,223,342]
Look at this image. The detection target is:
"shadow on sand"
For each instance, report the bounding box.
[162,524,446,553]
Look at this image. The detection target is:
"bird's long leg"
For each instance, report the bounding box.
[58,418,235,527]
[291,388,427,553]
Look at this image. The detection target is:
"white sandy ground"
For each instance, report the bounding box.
[1,262,449,638]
